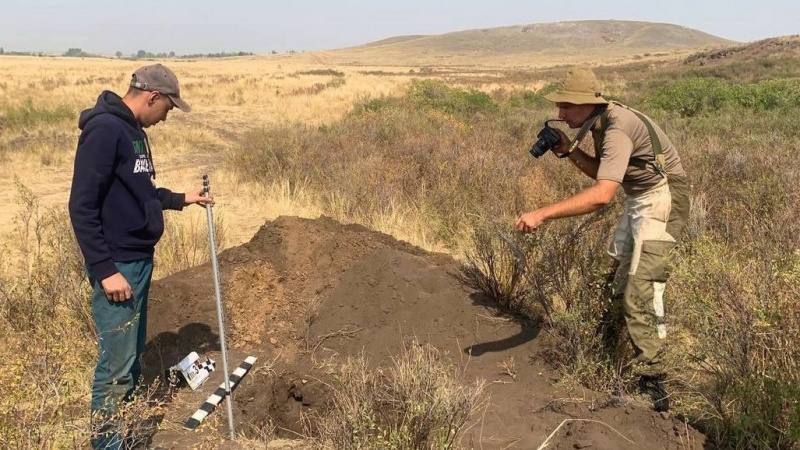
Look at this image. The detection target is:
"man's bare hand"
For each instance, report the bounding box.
[184,187,214,207]
[101,272,132,302]
[552,129,572,156]
[514,210,547,233]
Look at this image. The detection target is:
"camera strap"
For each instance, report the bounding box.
[608,101,667,177]
[559,104,608,158]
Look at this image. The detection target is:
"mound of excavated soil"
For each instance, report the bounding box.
[142,216,705,450]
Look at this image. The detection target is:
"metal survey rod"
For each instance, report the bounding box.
[203,174,236,440]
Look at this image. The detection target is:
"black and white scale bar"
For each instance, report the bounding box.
[184,356,257,430]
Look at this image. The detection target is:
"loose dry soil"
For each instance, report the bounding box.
[141,216,706,450]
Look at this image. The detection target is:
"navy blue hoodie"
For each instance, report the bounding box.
[68,91,185,281]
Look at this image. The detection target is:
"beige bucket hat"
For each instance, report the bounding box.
[544,66,609,105]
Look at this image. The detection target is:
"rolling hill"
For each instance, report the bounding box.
[300,20,737,68]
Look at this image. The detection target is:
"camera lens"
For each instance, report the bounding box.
[530,139,548,158]
[529,125,560,158]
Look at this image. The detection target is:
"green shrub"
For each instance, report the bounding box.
[407,80,498,120]
[731,78,800,111]
[647,77,732,117]
[354,96,395,114]
[499,89,551,111]
[647,77,800,117]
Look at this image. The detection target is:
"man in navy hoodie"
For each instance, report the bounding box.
[68,63,213,450]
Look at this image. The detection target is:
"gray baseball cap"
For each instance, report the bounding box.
[130,63,191,112]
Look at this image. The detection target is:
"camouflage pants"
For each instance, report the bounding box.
[607,176,690,376]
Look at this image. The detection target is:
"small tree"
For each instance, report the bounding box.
[0,47,4,55]
[64,48,83,57]
[115,51,122,58]
[136,49,146,58]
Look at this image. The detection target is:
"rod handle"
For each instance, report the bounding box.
[202,174,211,197]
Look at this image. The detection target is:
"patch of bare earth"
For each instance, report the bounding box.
[143,216,705,449]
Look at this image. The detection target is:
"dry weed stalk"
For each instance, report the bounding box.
[498,357,518,382]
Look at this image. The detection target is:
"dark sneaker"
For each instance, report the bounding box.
[639,375,670,412]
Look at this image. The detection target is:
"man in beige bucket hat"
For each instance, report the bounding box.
[515,66,691,412]
[69,63,211,449]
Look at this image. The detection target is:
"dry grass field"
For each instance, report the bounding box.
[0,54,557,262]
[0,56,406,253]
[1,30,799,449]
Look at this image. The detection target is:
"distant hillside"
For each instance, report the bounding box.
[360,35,428,47]
[593,34,800,84]
[358,20,733,53]
[302,20,737,68]
[683,35,800,66]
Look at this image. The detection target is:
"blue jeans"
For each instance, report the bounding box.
[89,259,153,450]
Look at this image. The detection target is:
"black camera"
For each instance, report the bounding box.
[529,120,562,158]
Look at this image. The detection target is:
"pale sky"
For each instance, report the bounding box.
[1,0,797,55]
